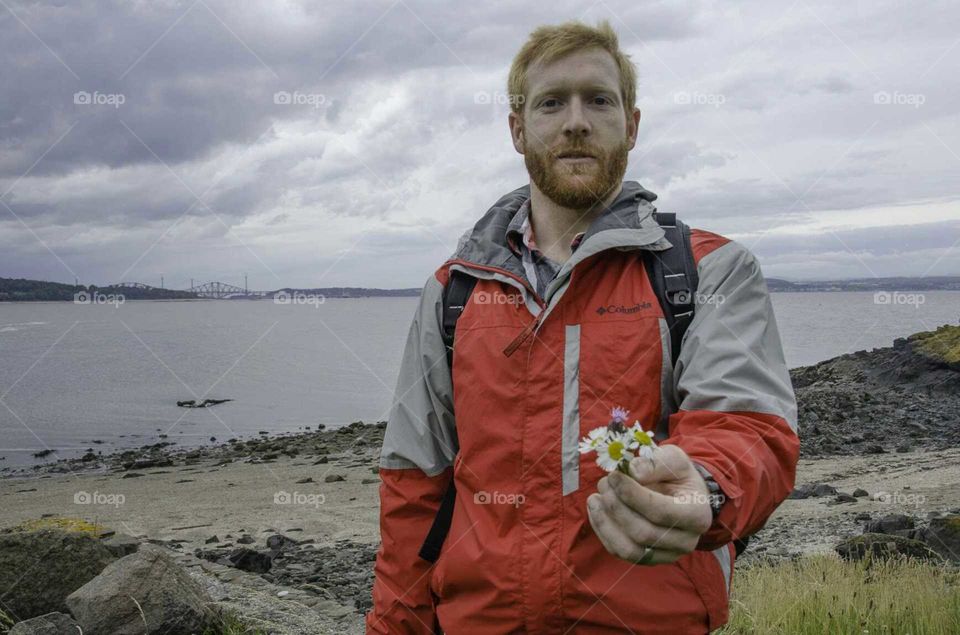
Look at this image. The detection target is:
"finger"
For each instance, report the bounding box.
[628,445,691,485]
[606,469,707,532]
[597,486,702,552]
[587,495,686,565]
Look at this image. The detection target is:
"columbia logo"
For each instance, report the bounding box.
[596,302,652,316]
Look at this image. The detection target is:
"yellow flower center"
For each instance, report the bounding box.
[608,441,625,460]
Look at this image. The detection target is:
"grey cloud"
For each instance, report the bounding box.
[1,0,958,287]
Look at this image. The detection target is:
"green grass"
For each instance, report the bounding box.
[0,606,263,635]
[718,553,960,634]
[5,516,109,536]
[0,607,13,634]
[202,610,268,635]
[911,324,960,364]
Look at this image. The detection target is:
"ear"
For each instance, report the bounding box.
[508,110,524,154]
[626,107,641,151]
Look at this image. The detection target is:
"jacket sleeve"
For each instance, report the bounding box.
[366,272,458,634]
[661,239,800,552]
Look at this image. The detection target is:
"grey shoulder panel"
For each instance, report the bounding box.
[674,240,798,431]
[378,274,459,476]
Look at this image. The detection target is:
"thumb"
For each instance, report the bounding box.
[628,445,688,484]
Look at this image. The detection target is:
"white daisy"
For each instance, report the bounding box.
[595,431,636,473]
[578,426,608,454]
[627,421,656,450]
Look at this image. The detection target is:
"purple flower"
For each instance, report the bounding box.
[608,406,630,434]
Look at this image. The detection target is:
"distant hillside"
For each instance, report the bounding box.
[0,277,421,301]
[270,287,420,298]
[4,274,957,301]
[766,276,960,292]
[0,278,197,301]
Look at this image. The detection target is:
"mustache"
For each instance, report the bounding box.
[552,145,603,159]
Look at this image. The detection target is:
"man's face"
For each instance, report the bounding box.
[510,47,640,210]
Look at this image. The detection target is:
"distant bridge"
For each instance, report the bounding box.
[186,281,268,299]
[114,281,269,299]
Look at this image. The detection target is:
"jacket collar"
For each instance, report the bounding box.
[450,180,672,277]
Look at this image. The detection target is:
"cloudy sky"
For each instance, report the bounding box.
[2,0,958,290]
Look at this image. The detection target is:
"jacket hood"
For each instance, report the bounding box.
[449,180,672,276]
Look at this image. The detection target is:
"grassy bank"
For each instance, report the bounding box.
[0,606,264,635]
[912,324,960,365]
[720,553,960,634]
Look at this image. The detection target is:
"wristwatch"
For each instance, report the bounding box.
[693,462,725,519]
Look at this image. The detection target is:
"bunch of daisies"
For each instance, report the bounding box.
[579,406,658,474]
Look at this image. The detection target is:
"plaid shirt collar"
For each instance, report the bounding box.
[505,198,585,299]
[505,198,585,258]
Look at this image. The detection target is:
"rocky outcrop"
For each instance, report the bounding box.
[834,533,942,562]
[914,514,960,563]
[177,398,234,408]
[65,544,220,634]
[195,534,377,615]
[833,512,960,564]
[0,529,115,620]
[791,324,960,457]
[7,612,80,634]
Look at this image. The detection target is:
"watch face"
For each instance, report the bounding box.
[708,491,724,516]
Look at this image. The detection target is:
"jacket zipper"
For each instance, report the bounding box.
[503,311,544,357]
[445,259,548,358]
[503,267,578,357]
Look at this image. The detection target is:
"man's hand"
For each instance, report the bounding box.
[586,445,714,565]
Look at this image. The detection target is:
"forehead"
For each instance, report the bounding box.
[526,47,621,96]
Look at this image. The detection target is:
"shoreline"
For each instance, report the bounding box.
[0,420,384,478]
[3,325,958,631]
[4,422,960,631]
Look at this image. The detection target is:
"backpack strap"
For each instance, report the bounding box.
[419,269,476,564]
[642,212,698,370]
[441,269,478,369]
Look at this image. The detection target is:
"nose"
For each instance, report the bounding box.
[561,96,591,138]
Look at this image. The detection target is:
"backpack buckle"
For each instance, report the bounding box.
[663,272,692,305]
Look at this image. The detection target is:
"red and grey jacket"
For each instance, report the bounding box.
[366,181,800,634]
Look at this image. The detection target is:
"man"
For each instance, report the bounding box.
[367,19,799,634]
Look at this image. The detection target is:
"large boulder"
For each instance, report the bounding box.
[915,514,960,563]
[65,544,219,634]
[8,612,81,634]
[864,513,915,536]
[835,533,942,562]
[0,529,115,620]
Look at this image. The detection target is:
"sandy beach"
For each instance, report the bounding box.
[3,419,960,632]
